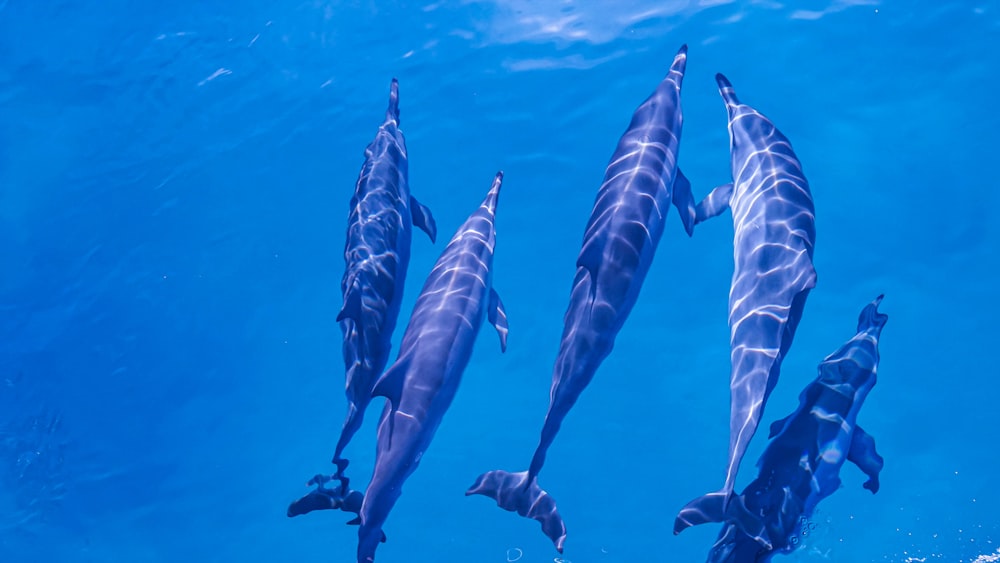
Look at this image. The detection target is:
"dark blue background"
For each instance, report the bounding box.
[2,1,997,561]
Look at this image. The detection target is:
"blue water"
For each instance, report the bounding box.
[1,1,997,561]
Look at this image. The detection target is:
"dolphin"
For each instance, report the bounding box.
[675,73,817,541]
[705,296,887,561]
[356,172,508,563]
[466,44,696,553]
[329,78,436,493]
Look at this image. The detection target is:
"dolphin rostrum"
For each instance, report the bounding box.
[357,172,508,562]
[331,78,436,493]
[467,45,696,553]
[705,296,886,560]
[675,73,817,540]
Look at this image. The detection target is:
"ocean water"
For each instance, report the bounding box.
[1,1,998,561]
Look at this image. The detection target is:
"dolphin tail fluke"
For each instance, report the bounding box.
[674,490,728,533]
[715,73,740,109]
[675,491,772,549]
[287,479,364,519]
[672,168,696,236]
[466,470,567,553]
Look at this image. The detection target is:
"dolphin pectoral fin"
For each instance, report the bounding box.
[694,182,733,225]
[336,279,364,323]
[768,414,792,439]
[848,425,884,494]
[410,195,437,243]
[488,288,509,352]
[671,168,696,237]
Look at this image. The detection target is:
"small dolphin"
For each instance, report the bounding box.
[705,296,887,561]
[467,44,696,553]
[675,73,817,539]
[357,172,508,563]
[331,78,437,492]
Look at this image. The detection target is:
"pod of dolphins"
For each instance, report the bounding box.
[286,45,888,563]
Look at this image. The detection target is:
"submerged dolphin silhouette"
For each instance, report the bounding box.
[705,296,886,561]
[332,78,436,491]
[467,45,696,553]
[357,172,508,563]
[675,73,817,540]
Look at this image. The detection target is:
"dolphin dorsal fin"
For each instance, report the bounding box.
[372,361,406,413]
[336,278,364,323]
[372,360,408,449]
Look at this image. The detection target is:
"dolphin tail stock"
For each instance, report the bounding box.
[674,490,772,549]
[466,470,567,553]
[329,396,368,490]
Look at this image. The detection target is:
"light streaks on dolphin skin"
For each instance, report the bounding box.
[705,296,887,562]
[282,46,889,563]
[330,78,437,493]
[357,173,508,563]
[467,44,695,554]
[286,79,437,525]
[676,72,818,537]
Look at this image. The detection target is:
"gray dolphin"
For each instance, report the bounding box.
[467,45,696,553]
[357,172,508,562]
[331,78,436,491]
[675,73,817,540]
